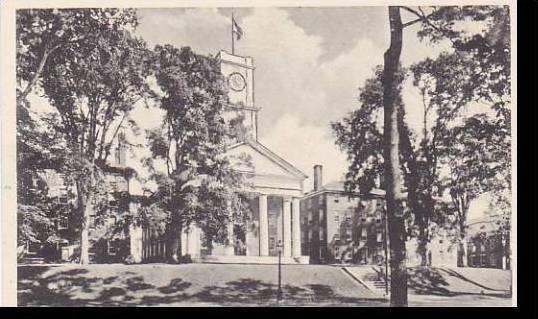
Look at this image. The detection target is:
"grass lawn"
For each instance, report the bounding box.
[17,263,512,307]
[18,263,386,306]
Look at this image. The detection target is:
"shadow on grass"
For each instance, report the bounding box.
[18,266,387,307]
[407,267,511,297]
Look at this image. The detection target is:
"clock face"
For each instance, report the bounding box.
[228,72,246,92]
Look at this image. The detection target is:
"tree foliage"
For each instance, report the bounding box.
[145,45,251,262]
[333,5,512,273]
[17,8,153,264]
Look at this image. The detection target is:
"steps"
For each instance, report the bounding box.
[20,257,45,264]
[363,272,390,292]
[193,255,310,264]
[342,266,390,297]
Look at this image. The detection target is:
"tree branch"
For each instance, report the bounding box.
[400,6,458,46]
[18,44,61,102]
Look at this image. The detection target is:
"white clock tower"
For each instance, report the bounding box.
[217,50,259,140]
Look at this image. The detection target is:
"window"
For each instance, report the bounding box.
[307,199,312,209]
[334,215,340,223]
[334,231,340,241]
[361,228,367,241]
[108,200,118,212]
[319,209,325,221]
[107,240,118,255]
[26,241,40,254]
[376,218,381,224]
[344,227,352,242]
[377,231,383,243]
[319,228,324,241]
[334,198,339,203]
[108,177,118,192]
[89,215,96,229]
[57,216,68,230]
[106,216,117,228]
[334,247,341,260]
[116,177,128,192]
[59,195,69,204]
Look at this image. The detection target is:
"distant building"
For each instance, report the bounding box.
[300,165,387,265]
[465,215,510,270]
[20,133,142,263]
[300,165,460,267]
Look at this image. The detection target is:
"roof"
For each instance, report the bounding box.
[302,180,386,200]
[226,139,308,179]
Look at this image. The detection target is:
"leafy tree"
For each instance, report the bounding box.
[379,6,410,306]
[16,8,139,104]
[16,97,71,255]
[407,5,511,266]
[17,8,154,264]
[335,5,511,305]
[145,45,251,263]
[438,113,510,266]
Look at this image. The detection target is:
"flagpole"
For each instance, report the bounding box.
[231,10,235,55]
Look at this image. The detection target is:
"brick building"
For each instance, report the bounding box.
[300,165,387,265]
[300,165,460,267]
[20,133,143,263]
[465,215,511,270]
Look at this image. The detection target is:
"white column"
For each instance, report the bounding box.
[259,194,269,256]
[292,197,301,257]
[187,226,199,257]
[225,201,235,256]
[129,224,143,263]
[283,197,292,257]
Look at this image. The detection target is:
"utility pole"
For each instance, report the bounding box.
[277,240,283,304]
[383,205,390,297]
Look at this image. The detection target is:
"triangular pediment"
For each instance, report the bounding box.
[226,140,307,180]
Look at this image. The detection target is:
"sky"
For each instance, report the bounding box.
[132,7,457,192]
[26,6,493,219]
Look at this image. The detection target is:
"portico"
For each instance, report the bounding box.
[179,50,309,264]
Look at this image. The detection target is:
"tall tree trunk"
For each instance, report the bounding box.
[417,222,429,266]
[458,229,468,267]
[383,6,407,307]
[76,177,93,265]
[167,220,182,263]
[80,196,92,265]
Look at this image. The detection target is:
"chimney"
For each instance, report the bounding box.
[313,165,323,191]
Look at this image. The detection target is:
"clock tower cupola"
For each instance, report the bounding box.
[217,50,259,140]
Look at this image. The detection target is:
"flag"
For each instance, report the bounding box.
[232,16,243,40]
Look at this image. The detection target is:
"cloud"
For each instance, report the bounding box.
[137,8,230,54]
[134,7,410,189]
[237,8,386,133]
[260,114,348,192]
